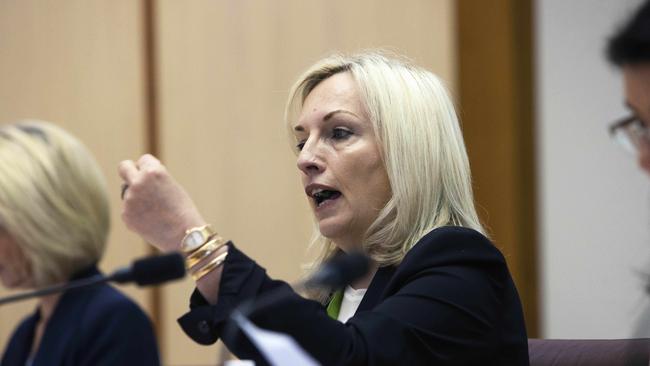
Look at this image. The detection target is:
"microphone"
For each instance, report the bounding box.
[238,251,370,314]
[238,251,371,315]
[110,251,186,286]
[0,252,185,306]
[218,252,371,364]
[303,251,370,289]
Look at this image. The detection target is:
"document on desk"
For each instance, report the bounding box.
[232,312,320,366]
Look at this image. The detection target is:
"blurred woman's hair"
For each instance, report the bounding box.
[286,51,485,301]
[0,120,110,287]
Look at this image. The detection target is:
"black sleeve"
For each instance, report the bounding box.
[177,229,528,366]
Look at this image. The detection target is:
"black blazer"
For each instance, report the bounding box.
[179,226,529,365]
[1,266,160,366]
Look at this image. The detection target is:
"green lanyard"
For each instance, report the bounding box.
[326,290,343,319]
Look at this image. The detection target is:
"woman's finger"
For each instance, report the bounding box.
[137,154,161,170]
[118,160,139,183]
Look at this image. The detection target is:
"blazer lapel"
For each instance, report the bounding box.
[355,265,396,314]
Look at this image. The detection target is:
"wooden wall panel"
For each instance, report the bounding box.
[0,0,152,350]
[154,0,456,363]
[457,0,539,336]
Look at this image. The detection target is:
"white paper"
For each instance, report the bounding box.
[231,311,320,366]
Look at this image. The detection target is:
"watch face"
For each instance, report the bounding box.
[184,231,205,251]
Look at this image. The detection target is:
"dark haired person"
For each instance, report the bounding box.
[608,0,650,171]
[608,0,650,349]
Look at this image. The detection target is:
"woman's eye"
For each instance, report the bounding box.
[331,128,352,140]
[296,141,306,151]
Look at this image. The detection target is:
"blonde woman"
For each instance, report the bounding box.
[119,52,529,365]
[0,121,159,366]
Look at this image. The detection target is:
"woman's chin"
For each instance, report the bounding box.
[318,225,364,253]
[317,221,345,241]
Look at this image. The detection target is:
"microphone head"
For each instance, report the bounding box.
[306,251,370,289]
[112,252,186,286]
[132,252,186,286]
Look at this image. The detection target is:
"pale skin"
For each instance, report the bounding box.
[117,155,222,303]
[118,71,391,301]
[623,63,650,174]
[0,231,61,358]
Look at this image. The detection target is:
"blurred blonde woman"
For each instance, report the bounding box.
[119,52,529,365]
[0,121,159,366]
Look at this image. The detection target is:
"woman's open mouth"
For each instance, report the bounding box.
[312,189,342,207]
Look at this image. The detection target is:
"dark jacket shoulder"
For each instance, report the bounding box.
[1,266,160,366]
[404,226,504,266]
[387,226,508,290]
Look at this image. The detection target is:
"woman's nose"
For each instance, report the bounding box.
[297,141,325,175]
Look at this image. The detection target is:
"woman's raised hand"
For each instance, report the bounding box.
[118,154,206,252]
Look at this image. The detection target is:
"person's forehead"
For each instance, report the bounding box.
[304,74,359,105]
[295,74,365,126]
[623,63,650,113]
[623,63,650,83]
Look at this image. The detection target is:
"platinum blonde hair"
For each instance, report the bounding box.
[0,120,110,287]
[285,52,484,298]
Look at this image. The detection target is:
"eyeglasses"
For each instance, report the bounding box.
[609,115,650,154]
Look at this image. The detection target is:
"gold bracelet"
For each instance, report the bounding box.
[192,250,228,281]
[185,236,227,269]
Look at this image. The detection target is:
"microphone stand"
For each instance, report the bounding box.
[0,252,185,307]
[216,252,369,365]
[0,274,109,306]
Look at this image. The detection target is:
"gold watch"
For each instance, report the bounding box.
[180,224,216,254]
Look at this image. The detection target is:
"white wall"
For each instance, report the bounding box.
[536,0,650,338]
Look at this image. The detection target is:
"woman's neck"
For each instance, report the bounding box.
[39,293,61,321]
[30,293,61,357]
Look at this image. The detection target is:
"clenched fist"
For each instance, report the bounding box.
[118,154,206,252]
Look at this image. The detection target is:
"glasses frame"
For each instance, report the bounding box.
[608,115,650,154]
[609,115,638,136]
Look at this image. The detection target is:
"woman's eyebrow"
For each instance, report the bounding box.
[323,109,359,121]
[293,109,360,132]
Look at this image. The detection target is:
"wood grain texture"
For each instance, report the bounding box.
[0,0,152,351]
[457,0,539,337]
